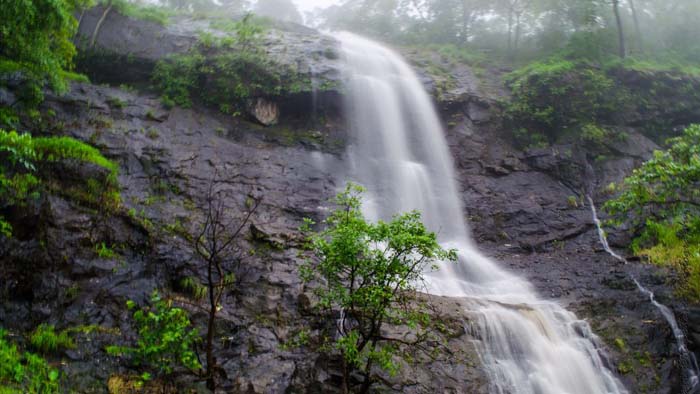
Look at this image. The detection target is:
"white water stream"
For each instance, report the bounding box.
[337,32,627,394]
[588,197,700,393]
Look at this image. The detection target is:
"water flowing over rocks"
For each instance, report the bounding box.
[2,7,700,393]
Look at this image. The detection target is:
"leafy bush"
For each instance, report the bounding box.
[152,53,203,108]
[504,59,625,146]
[153,14,311,115]
[107,291,201,376]
[0,0,88,112]
[105,0,175,25]
[563,29,618,62]
[605,125,700,300]
[29,325,75,355]
[301,184,457,392]
[0,329,60,394]
[579,123,610,146]
[0,129,120,237]
[0,0,79,91]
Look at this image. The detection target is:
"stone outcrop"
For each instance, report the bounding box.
[247,97,279,126]
[1,8,698,394]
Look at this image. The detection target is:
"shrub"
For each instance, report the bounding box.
[605,125,700,300]
[301,184,457,392]
[0,0,79,91]
[580,123,610,146]
[0,329,60,394]
[0,129,120,237]
[504,59,625,145]
[152,53,204,108]
[152,14,312,116]
[29,325,75,355]
[107,0,175,26]
[107,291,201,376]
[563,29,618,62]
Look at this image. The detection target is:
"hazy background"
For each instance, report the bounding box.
[293,0,339,14]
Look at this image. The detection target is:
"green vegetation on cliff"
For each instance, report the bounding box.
[0,329,61,394]
[102,0,175,25]
[503,56,700,148]
[0,0,89,119]
[0,129,119,237]
[605,125,700,300]
[504,59,624,147]
[301,184,457,393]
[107,292,201,377]
[153,14,310,115]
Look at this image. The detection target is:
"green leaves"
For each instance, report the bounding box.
[111,291,202,375]
[0,329,60,394]
[505,59,626,146]
[0,129,121,238]
[302,183,456,389]
[0,0,82,109]
[29,325,75,355]
[153,14,313,116]
[605,124,700,300]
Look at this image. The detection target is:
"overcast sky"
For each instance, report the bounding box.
[292,0,340,14]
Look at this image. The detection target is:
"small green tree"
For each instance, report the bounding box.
[302,184,457,393]
[107,291,202,378]
[605,124,700,300]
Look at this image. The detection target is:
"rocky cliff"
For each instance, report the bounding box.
[2,7,700,394]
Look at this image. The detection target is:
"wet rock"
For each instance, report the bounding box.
[0,87,16,106]
[467,100,491,124]
[247,97,279,126]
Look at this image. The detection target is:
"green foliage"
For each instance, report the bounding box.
[152,53,203,108]
[504,59,626,146]
[95,242,116,259]
[108,291,201,375]
[105,0,175,25]
[153,14,312,115]
[279,329,310,351]
[0,329,60,394]
[29,325,75,355]
[179,277,207,301]
[431,44,489,67]
[605,125,700,301]
[0,0,87,110]
[32,135,118,173]
[563,29,619,62]
[0,129,120,237]
[301,184,457,390]
[580,123,610,146]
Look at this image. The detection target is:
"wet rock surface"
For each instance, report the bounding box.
[440,81,692,393]
[1,12,697,393]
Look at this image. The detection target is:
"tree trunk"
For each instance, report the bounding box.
[514,11,522,60]
[507,7,514,58]
[612,0,626,58]
[91,1,113,47]
[205,259,217,391]
[342,356,350,394]
[628,0,644,53]
[461,0,470,44]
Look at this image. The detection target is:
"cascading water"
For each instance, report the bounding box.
[588,196,700,393]
[336,31,627,394]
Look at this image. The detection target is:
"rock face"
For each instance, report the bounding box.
[1,8,698,394]
[437,68,694,393]
[247,97,279,126]
[75,7,342,91]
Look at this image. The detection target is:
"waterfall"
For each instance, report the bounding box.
[336,31,627,394]
[588,196,700,393]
